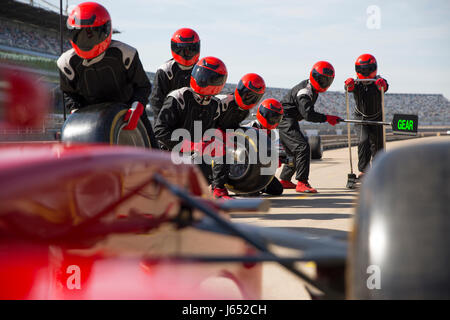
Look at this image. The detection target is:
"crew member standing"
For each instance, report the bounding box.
[345,53,388,178]
[278,61,341,193]
[150,28,200,118]
[57,2,157,148]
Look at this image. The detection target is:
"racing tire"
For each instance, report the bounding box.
[309,135,322,160]
[349,141,450,299]
[61,103,151,148]
[223,128,277,194]
[262,177,283,196]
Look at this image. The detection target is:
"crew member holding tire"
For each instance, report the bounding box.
[278,61,341,193]
[212,73,266,198]
[57,2,158,148]
[149,28,201,118]
[345,54,388,178]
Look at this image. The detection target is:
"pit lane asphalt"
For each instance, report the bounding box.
[231,135,450,299]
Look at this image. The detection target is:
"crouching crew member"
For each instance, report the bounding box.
[251,98,285,196]
[154,56,227,191]
[57,2,157,147]
[212,73,266,199]
[345,53,388,178]
[150,28,200,118]
[278,61,341,193]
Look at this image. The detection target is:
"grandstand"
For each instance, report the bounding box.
[223,83,450,128]
[1,0,448,140]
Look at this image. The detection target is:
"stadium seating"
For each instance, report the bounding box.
[224,83,449,126]
[1,17,448,128]
[0,17,70,56]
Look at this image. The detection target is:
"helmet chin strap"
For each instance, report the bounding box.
[192,92,212,105]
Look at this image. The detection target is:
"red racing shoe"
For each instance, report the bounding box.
[296,180,318,193]
[280,180,296,189]
[213,188,232,200]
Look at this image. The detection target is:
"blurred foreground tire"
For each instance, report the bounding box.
[349,141,450,299]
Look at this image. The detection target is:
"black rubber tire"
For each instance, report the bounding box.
[222,128,277,194]
[309,135,322,160]
[61,103,151,148]
[349,141,450,299]
[263,177,283,196]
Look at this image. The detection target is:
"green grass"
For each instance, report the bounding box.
[0,50,58,73]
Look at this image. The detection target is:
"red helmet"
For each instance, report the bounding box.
[0,66,49,128]
[234,73,266,110]
[256,98,284,130]
[67,2,112,59]
[190,57,227,96]
[355,53,377,79]
[309,61,335,92]
[171,28,200,67]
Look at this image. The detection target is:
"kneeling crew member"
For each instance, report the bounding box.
[154,56,227,193]
[252,98,285,196]
[278,61,341,193]
[212,73,266,199]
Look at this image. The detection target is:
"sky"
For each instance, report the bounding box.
[25,0,450,99]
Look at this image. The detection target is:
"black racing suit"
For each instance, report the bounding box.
[149,58,193,118]
[248,120,283,196]
[278,80,327,182]
[212,94,250,189]
[351,76,389,172]
[57,40,157,148]
[154,87,221,182]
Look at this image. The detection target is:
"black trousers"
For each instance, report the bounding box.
[278,116,310,182]
[212,161,228,189]
[356,120,384,172]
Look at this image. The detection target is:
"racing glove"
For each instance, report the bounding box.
[326,115,340,126]
[375,78,387,92]
[180,140,208,153]
[345,78,355,92]
[123,101,144,130]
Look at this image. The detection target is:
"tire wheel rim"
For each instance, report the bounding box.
[116,124,146,147]
[228,145,250,180]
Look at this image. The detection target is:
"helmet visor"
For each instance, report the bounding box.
[355,63,377,77]
[311,69,334,90]
[192,66,226,88]
[68,21,111,52]
[237,80,264,106]
[171,41,200,60]
[259,107,283,127]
